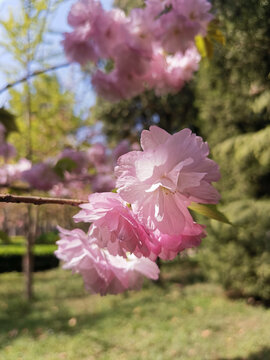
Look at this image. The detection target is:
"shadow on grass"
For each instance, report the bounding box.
[0,259,205,350]
[160,258,206,286]
[218,347,270,360]
[0,285,167,350]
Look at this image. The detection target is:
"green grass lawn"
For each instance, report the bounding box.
[0,261,269,360]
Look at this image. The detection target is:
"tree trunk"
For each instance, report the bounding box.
[23,205,36,300]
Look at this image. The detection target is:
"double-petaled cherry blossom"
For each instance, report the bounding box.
[115,126,220,235]
[54,125,220,295]
[74,192,160,258]
[55,226,159,295]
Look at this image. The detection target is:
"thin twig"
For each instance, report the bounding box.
[0,194,86,207]
[0,63,70,95]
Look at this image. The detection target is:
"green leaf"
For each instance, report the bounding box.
[208,19,226,46]
[53,157,77,179]
[0,108,18,135]
[195,35,213,58]
[188,203,231,225]
[195,19,226,59]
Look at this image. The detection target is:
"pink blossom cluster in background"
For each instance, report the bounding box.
[63,0,213,100]
[56,126,220,295]
[0,138,131,196]
[0,123,16,161]
[0,123,26,186]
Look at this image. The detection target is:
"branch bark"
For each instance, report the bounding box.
[0,63,70,95]
[0,194,86,207]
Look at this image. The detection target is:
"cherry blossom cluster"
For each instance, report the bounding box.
[56,126,220,295]
[0,134,130,196]
[63,0,213,100]
[0,123,27,186]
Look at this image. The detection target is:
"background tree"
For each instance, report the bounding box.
[194,0,270,300]
[196,0,270,146]
[0,0,66,300]
[9,74,81,162]
[91,86,199,145]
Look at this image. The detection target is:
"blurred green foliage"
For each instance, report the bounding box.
[213,126,270,201]
[91,87,199,144]
[197,200,270,300]
[9,75,82,161]
[0,108,18,136]
[36,230,59,244]
[0,236,58,272]
[0,230,11,244]
[196,0,270,146]
[195,0,270,300]
[0,244,56,256]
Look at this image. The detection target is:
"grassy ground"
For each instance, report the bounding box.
[0,261,269,360]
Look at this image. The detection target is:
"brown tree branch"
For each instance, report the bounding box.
[0,63,70,95]
[0,194,86,207]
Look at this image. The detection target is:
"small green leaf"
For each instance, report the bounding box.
[208,19,226,46]
[53,157,77,179]
[195,19,226,59]
[195,35,213,58]
[188,203,231,225]
[105,59,115,73]
[0,107,18,135]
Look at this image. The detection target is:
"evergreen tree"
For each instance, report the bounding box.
[195,0,270,300]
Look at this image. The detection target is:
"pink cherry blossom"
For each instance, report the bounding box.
[172,0,213,34]
[154,221,206,260]
[0,158,31,185]
[0,143,16,160]
[63,0,213,101]
[87,143,107,165]
[55,226,159,295]
[94,8,127,58]
[74,192,160,258]
[144,0,172,23]
[22,163,60,191]
[149,0,212,53]
[92,68,146,102]
[148,46,200,95]
[115,126,220,235]
[49,183,72,198]
[63,0,104,64]
[60,148,89,173]
[63,30,99,65]
[159,12,199,54]
[91,174,115,192]
[92,70,123,102]
[67,0,103,28]
[112,140,130,165]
